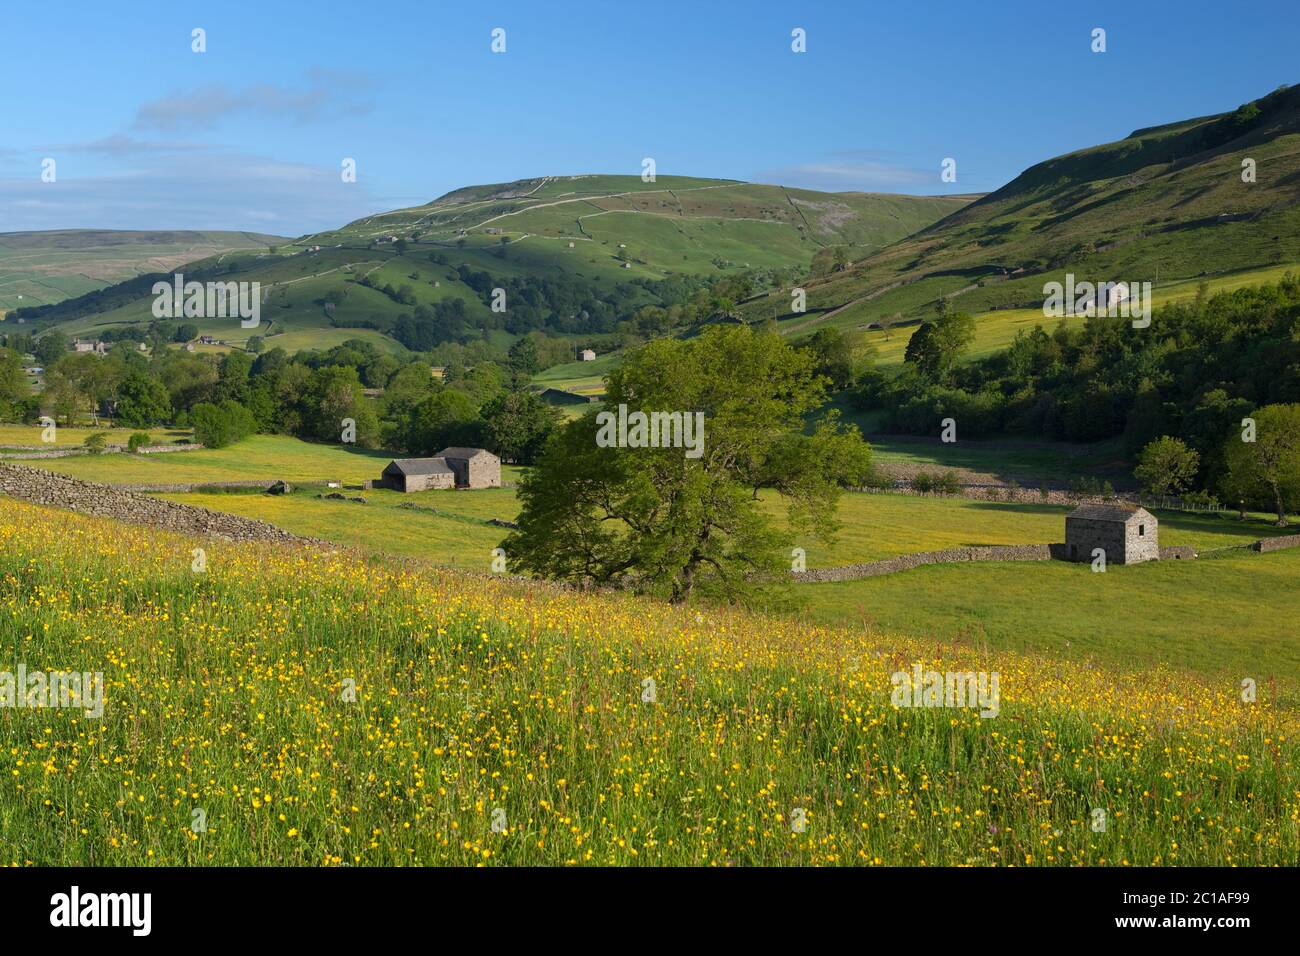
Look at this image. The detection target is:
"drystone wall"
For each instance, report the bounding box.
[793,544,1061,583]
[0,463,327,546]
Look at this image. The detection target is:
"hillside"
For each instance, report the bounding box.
[0,229,284,313]
[739,83,1300,334]
[2,493,1295,865]
[20,176,969,354]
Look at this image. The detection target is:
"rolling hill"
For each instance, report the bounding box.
[0,229,284,313]
[738,83,1300,336]
[16,176,969,354]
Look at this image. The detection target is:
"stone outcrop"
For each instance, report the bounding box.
[0,463,328,546]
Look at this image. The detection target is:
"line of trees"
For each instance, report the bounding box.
[0,334,564,465]
[852,276,1300,514]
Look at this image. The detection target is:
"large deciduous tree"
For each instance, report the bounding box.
[503,326,872,603]
[1134,436,1199,496]
[1223,403,1300,525]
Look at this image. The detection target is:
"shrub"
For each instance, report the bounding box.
[127,432,152,453]
[82,432,109,455]
[191,401,256,449]
[934,471,962,495]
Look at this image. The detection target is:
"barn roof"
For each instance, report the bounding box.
[1067,503,1152,523]
[385,457,454,476]
[435,447,494,460]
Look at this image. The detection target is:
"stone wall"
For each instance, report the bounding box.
[1254,533,1300,553]
[793,544,1056,583]
[115,479,282,493]
[0,463,328,546]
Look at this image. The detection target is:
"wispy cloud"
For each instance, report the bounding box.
[133,68,374,132]
[756,149,937,192]
[0,151,385,233]
[46,134,210,156]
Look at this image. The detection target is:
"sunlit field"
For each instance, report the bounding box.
[0,496,1295,866]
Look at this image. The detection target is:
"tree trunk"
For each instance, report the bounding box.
[1271,481,1288,527]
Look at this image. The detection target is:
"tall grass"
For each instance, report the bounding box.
[0,497,1293,866]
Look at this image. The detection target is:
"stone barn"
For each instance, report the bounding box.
[377,448,501,492]
[379,458,456,492]
[436,447,502,489]
[1064,503,1159,565]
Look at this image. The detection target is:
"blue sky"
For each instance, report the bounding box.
[2,0,1295,235]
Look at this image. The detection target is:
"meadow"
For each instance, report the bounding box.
[796,548,1300,691]
[10,429,1296,691]
[0,495,1294,866]
[16,434,396,485]
[0,424,192,448]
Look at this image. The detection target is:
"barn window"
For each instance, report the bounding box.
[1138,525,1145,536]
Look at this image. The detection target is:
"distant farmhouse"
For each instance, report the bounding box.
[377,448,501,492]
[73,339,108,356]
[1065,504,1158,564]
[578,348,596,361]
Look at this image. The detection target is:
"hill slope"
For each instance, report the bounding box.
[0,229,284,313]
[739,83,1300,333]
[21,176,969,354]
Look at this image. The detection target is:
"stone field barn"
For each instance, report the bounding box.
[1064,503,1159,565]
[378,448,501,492]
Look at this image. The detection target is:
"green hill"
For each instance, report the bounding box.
[738,83,1300,334]
[20,176,968,354]
[0,230,284,313]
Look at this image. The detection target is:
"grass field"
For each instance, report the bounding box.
[22,434,396,484]
[1,495,1294,866]
[17,434,1297,692]
[780,494,1286,567]
[159,487,517,569]
[0,424,192,448]
[796,547,1300,691]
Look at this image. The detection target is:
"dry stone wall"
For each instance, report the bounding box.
[0,463,328,546]
[793,544,1059,583]
[1254,533,1300,553]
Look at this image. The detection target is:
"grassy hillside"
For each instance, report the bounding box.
[33,176,967,352]
[0,230,283,312]
[1,495,1294,866]
[740,84,1300,334]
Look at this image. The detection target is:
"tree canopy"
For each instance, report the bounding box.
[503,326,872,603]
